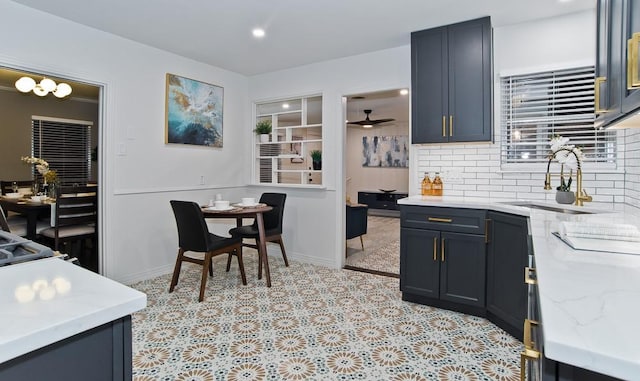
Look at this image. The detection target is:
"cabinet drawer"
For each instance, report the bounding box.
[400,205,486,234]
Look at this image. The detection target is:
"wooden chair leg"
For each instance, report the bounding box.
[199,253,212,302]
[276,236,289,267]
[209,260,214,276]
[360,236,364,250]
[235,246,247,285]
[257,239,263,280]
[225,253,232,272]
[169,248,184,293]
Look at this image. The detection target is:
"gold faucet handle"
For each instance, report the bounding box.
[580,189,593,202]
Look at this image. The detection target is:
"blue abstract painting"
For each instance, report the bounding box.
[362,135,409,167]
[165,73,224,147]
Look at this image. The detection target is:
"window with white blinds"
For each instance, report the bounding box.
[32,116,92,186]
[500,66,616,168]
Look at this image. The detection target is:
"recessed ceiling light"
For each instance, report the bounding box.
[282,103,289,109]
[252,28,265,38]
[557,0,573,3]
[399,89,409,96]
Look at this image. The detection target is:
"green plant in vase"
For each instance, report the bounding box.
[555,165,575,204]
[310,150,322,170]
[254,119,272,143]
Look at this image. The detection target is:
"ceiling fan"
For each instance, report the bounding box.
[348,109,395,128]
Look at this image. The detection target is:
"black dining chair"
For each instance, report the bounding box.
[227,192,289,279]
[39,185,98,264]
[169,200,247,302]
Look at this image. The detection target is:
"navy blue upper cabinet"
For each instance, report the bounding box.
[411,17,492,144]
[596,0,640,128]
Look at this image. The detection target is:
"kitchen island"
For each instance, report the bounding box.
[0,257,146,380]
[398,195,640,381]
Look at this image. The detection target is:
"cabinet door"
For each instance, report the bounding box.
[439,231,486,308]
[400,227,440,298]
[596,0,625,127]
[486,211,528,340]
[411,27,449,144]
[447,17,492,142]
[622,0,640,113]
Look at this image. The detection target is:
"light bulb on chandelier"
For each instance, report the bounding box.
[15,76,72,98]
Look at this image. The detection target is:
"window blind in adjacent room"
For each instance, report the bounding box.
[32,116,92,186]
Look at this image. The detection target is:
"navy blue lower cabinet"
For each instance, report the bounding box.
[0,316,132,381]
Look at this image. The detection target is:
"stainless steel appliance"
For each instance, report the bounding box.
[0,230,53,266]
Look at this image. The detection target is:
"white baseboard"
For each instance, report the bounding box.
[117,263,174,286]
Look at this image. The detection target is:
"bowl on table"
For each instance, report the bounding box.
[4,192,22,199]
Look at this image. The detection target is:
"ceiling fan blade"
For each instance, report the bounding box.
[369,118,395,124]
[347,109,395,125]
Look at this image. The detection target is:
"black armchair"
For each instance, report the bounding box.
[346,203,368,250]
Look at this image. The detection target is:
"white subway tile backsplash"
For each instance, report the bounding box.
[415,132,635,205]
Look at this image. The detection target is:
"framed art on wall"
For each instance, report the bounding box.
[362,135,409,167]
[165,73,224,147]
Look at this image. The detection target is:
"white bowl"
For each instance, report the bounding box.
[4,192,21,199]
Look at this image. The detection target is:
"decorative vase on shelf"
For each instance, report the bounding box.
[555,190,575,205]
[312,160,322,170]
[259,134,269,143]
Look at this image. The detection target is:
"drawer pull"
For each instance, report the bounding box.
[594,76,607,113]
[524,267,537,285]
[520,319,540,381]
[428,217,452,223]
[485,218,491,243]
[433,237,437,261]
[449,115,453,136]
[628,33,640,89]
[441,238,445,262]
[442,115,446,137]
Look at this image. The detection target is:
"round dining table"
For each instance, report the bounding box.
[201,204,274,287]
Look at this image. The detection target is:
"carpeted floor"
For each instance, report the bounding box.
[345,215,400,275]
[130,252,522,381]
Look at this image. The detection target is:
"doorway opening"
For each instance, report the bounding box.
[343,88,409,278]
[0,66,103,273]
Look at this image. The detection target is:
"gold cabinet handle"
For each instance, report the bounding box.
[433,237,437,261]
[520,319,541,381]
[428,217,452,223]
[524,267,537,285]
[484,219,491,243]
[449,115,453,136]
[628,33,640,89]
[594,76,607,113]
[442,116,446,137]
[441,238,445,262]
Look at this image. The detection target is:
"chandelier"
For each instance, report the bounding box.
[15,76,72,98]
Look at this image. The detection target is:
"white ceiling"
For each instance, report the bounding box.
[10,0,595,76]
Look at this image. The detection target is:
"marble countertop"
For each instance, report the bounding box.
[0,258,147,363]
[399,195,640,380]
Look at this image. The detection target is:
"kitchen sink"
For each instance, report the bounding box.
[500,201,597,215]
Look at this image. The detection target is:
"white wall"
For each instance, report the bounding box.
[250,46,411,268]
[0,1,250,282]
[413,10,628,204]
[346,123,410,203]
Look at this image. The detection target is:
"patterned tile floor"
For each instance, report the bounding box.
[345,215,400,275]
[130,252,522,380]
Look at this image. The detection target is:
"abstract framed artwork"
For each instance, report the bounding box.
[362,135,409,167]
[165,73,224,147]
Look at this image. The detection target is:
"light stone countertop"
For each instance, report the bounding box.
[398,195,640,380]
[0,257,147,363]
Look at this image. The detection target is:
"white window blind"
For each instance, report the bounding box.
[500,66,616,167]
[32,116,92,186]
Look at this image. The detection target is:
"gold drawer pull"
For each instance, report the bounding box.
[520,319,540,381]
[442,116,446,137]
[433,237,437,261]
[595,76,607,113]
[428,217,452,223]
[524,267,537,285]
[441,238,445,262]
[629,33,640,89]
[449,115,453,136]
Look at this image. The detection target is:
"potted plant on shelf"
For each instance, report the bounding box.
[254,120,272,143]
[310,150,322,170]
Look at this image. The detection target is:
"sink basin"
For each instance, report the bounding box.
[500,201,597,215]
